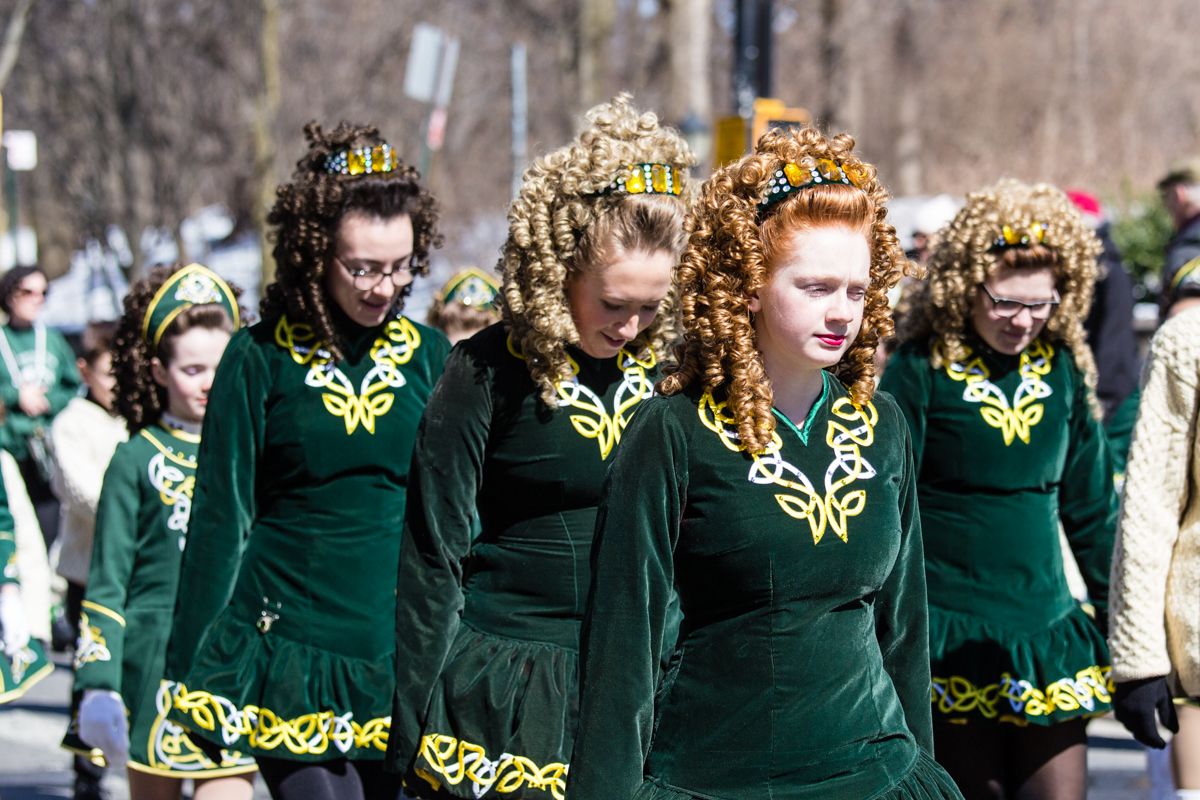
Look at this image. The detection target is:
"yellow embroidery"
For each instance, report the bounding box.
[275,315,420,435]
[931,665,1112,721]
[167,681,389,756]
[698,390,877,544]
[939,339,1055,446]
[141,430,197,541]
[145,682,256,773]
[417,732,568,800]
[73,612,112,667]
[507,335,655,460]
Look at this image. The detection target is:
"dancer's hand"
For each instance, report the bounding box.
[0,585,29,656]
[78,689,129,769]
[1113,677,1179,749]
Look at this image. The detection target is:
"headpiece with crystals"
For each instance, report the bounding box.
[603,163,684,196]
[439,267,501,310]
[992,221,1050,250]
[324,143,403,176]
[142,263,240,347]
[758,158,868,218]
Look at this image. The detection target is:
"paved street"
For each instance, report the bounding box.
[0,652,1169,799]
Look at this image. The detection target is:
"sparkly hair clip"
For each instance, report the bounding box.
[992,222,1049,250]
[439,267,500,310]
[604,163,684,196]
[142,264,239,347]
[758,158,868,217]
[324,143,403,176]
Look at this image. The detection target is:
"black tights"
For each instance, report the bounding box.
[933,717,1087,800]
[256,756,406,800]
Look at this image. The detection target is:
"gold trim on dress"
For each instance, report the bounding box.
[931,664,1113,722]
[81,600,126,627]
[416,732,568,800]
[938,339,1055,446]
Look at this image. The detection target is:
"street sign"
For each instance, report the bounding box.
[404,23,444,103]
[3,130,36,171]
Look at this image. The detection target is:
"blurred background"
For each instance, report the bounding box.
[0,0,1193,324]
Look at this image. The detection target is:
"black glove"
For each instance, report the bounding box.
[1113,677,1179,748]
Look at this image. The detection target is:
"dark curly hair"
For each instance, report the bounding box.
[0,266,45,315]
[659,126,911,454]
[112,264,242,433]
[261,121,442,360]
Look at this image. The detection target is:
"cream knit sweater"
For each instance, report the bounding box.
[1110,308,1200,696]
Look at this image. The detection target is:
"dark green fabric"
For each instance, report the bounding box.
[0,470,15,585]
[880,337,1116,726]
[163,312,449,763]
[0,323,81,460]
[387,323,660,799]
[1104,382,1140,484]
[62,423,254,774]
[571,375,949,800]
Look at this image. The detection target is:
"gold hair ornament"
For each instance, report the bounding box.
[992,222,1049,250]
[141,264,240,347]
[324,143,403,176]
[439,268,500,310]
[603,163,684,196]
[758,158,868,218]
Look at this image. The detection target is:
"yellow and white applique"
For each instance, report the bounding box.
[939,339,1054,446]
[416,732,568,800]
[141,430,197,549]
[699,391,877,544]
[276,315,420,435]
[508,336,655,460]
[145,682,257,774]
[74,611,113,667]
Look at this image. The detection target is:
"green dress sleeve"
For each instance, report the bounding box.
[878,344,932,471]
[0,471,15,585]
[386,340,494,769]
[164,330,268,680]
[1058,359,1118,631]
[870,406,934,754]
[73,445,140,693]
[569,398,687,800]
[46,329,82,416]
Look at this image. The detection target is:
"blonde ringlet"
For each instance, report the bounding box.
[499,94,695,406]
[659,126,912,454]
[898,178,1103,418]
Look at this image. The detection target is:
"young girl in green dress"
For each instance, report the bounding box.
[570,126,964,800]
[162,123,449,800]
[880,180,1115,799]
[384,96,692,799]
[63,263,256,799]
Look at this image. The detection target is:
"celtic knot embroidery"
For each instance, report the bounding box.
[275,315,420,435]
[148,453,195,542]
[146,682,256,772]
[507,336,655,460]
[416,732,568,800]
[931,665,1112,721]
[698,389,877,544]
[73,612,111,668]
[166,680,390,756]
[939,339,1055,446]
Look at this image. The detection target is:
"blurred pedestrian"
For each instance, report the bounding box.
[1158,158,1200,318]
[424,267,502,345]
[881,180,1116,800]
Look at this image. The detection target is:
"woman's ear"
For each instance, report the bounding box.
[747,291,762,314]
[150,357,169,389]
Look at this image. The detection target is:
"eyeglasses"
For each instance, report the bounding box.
[334,254,417,291]
[977,284,1060,320]
[13,287,47,300]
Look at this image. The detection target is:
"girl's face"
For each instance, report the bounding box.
[152,327,232,424]
[969,264,1057,355]
[325,212,415,328]
[8,272,47,327]
[79,351,116,412]
[749,225,871,375]
[566,249,675,359]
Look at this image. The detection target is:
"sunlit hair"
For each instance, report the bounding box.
[898,178,1102,417]
[261,121,441,360]
[426,297,501,343]
[499,94,694,405]
[111,264,241,433]
[659,126,910,454]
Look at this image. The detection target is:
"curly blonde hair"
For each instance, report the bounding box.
[659,126,910,454]
[898,178,1103,417]
[499,94,694,405]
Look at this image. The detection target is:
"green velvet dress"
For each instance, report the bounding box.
[385,323,661,800]
[570,375,964,800]
[0,469,52,704]
[880,337,1116,727]
[163,311,450,763]
[61,421,256,776]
